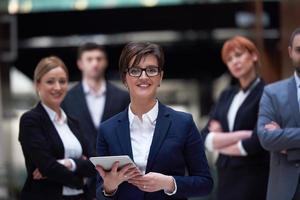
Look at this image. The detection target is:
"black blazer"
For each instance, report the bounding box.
[18,103,95,200]
[61,81,130,154]
[201,79,269,168]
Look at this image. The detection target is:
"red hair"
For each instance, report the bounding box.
[221,36,260,66]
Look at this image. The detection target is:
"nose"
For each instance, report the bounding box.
[139,70,148,79]
[54,81,61,90]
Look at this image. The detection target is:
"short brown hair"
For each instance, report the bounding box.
[289,27,300,47]
[34,56,69,85]
[119,42,164,83]
[77,42,107,59]
[221,36,260,67]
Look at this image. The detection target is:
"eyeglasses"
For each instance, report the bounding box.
[126,66,161,77]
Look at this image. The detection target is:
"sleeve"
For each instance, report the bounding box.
[241,124,266,155]
[204,132,215,152]
[237,141,247,156]
[201,90,228,141]
[172,115,213,198]
[96,126,118,200]
[19,113,84,189]
[257,88,300,151]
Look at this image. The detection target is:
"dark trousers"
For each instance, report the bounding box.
[217,166,269,200]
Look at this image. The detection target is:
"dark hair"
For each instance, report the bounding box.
[77,42,107,59]
[119,42,164,83]
[289,27,300,47]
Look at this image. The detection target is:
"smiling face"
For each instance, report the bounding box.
[125,54,163,101]
[225,47,257,80]
[36,67,68,110]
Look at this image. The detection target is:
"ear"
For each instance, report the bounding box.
[77,59,83,71]
[288,46,292,58]
[159,71,164,86]
[252,53,258,62]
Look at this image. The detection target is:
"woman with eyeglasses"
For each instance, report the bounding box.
[201,36,269,200]
[95,42,213,200]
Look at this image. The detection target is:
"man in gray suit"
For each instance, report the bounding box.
[257,27,300,200]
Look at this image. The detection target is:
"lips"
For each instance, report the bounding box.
[136,82,152,88]
[51,92,64,98]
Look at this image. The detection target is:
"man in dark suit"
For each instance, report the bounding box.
[62,43,130,200]
[257,27,300,200]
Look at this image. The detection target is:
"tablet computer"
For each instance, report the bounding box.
[89,155,136,171]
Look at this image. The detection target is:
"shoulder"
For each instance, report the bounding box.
[264,77,291,94]
[107,82,129,96]
[100,109,127,130]
[20,105,43,124]
[65,82,81,98]
[162,104,194,125]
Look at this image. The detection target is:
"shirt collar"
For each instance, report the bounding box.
[42,103,67,125]
[241,77,260,93]
[82,80,106,97]
[294,71,300,88]
[128,100,159,127]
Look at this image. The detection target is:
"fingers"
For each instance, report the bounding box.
[111,161,120,173]
[271,121,280,128]
[33,169,44,180]
[124,170,142,180]
[95,165,106,178]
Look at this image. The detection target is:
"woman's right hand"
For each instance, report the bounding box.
[208,120,223,132]
[96,161,141,194]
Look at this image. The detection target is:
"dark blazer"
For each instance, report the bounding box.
[61,81,130,155]
[96,102,213,200]
[18,102,95,200]
[201,79,269,200]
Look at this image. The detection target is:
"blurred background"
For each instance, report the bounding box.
[0,0,299,199]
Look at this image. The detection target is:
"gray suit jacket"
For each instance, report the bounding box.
[258,76,300,200]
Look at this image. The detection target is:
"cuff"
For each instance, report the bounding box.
[237,141,248,156]
[103,188,117,197]
[69,159,77,171]
[204,132,215,151]
[164,176,177,196]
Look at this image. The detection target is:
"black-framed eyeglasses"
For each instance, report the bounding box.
[125,66,161,77]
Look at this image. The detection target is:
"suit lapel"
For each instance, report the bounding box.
[223,87,238,131]
[116,109,134,159]
[76,83,97,131]
[37,103,65,158]
[233,79,263,130]
[288,76,300,127]
[146,103,171,173]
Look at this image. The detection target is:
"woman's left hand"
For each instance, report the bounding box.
[128,172,175,193]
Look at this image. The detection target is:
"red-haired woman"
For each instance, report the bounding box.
[201,36,269,200]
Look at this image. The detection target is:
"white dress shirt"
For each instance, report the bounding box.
[294,72,300,103]
[82,80,106,128]
[128,101,177,195]
[205,78,260,156]
[42,104,83,195]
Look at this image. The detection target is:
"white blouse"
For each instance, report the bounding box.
[42,104,83,196]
